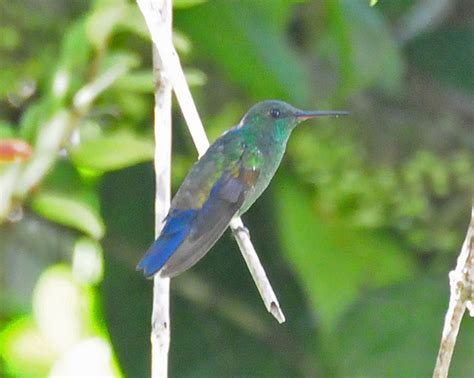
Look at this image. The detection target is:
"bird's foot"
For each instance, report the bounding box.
[233,225,250,238]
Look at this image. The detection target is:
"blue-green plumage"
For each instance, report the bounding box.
[137,100,347,278]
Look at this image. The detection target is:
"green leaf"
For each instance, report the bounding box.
[175,1,311,103]
[0,317,53,377]
[40,159,90,192]
[113,91,149,120]
[19,99,60,142]
[0,121,15,138]
[70,130,154,172]
[274,175,415,330]
[45,19,93,103]
[0,26,20,50]
[73,52,138,111]
[109,5,150,41]
[172,30,192,55]
[86,1,150,47]
[98,51,140,74]
[335,277,474,377]
[31,191,105,239]
[72,237,104,285]
[173,0,207,8]
[184,68,207,87]
[113,71,153,93]
[85,2,130,49]
[58,20,92,80]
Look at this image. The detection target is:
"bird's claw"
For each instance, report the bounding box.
[233,225,250,237]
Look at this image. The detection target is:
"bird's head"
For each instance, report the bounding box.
[241,100,348,141]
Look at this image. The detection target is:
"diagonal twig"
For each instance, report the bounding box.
[433,203,474,377]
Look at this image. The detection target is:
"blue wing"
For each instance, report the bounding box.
[137,129,261,278]
[136,209,196,277]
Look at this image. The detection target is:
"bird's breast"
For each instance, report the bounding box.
[238,140,287,215]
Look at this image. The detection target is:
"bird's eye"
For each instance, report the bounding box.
[270,108,281,118]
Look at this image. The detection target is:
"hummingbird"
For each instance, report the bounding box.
[137,100,348,278]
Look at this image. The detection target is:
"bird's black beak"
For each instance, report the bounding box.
[295,110,349,121]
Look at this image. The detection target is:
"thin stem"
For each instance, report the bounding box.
[433,204,474,377]
[229,218,285,323]
[136,0,173,376]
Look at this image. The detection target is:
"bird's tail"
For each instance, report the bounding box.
[136,209,196,278]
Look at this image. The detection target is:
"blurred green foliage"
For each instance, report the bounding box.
[1,0,473,377]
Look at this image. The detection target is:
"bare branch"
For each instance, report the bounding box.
[433,204,474,377]
[136,0,172,376]
[230,219,285,323]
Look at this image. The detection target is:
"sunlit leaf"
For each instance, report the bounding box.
[173,30,192,55]
[112,5,150,40]
[113,71,153,93]
[72,237,104,285]
[70,130,154,172]
[173,0,207,8]
[49,337,119,377]
[19,99,59,142]
[31,191,105,239]
[0,317,54,377]
[33,265,89,351]
[184,68,207,87]
[86,1,150,47]
[85,2,130,49]
[74,52,138,111]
